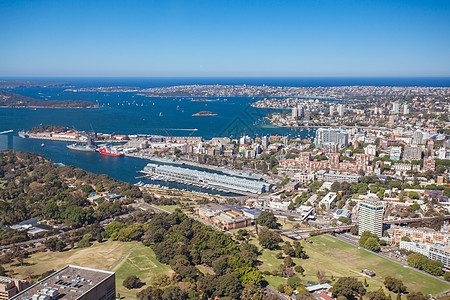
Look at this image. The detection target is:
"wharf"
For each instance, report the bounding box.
[139,170,255,196]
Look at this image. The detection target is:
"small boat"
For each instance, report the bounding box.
[41,143,45,147]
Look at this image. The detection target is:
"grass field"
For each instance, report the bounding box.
[256,234,450,296]
[8,241,137,278]
[153,204,178,212]
[113,243,172,297]
[7,241,172,299]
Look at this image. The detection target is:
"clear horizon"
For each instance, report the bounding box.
[1,0,449,77]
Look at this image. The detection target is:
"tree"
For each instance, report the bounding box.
[366,291,388,300]
[383,277,407,294]
[283,255,294,267]
[316,270,327,284]
[287,276,303,289]
[364,237,381,252]
[423,259,444,276]
[256,211,279,229]
[444,271,450,281]
[258,229,282,250]
[96,232,103,243]
[0,265,6,276]
[406,253,428,269]
[406,292,427,300]
[359,231,379,247]
[294,265,304,276]
[330,277,366,300]
[123,275,143,289]
[161,286,186,300]
[400,236,411,242]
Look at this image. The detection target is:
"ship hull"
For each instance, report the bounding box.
[99,148,123,156]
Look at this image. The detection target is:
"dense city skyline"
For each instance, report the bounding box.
[1,0,449,77]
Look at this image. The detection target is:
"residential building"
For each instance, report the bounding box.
[390,226,450,246]
[314,128,349,149]
[11,265,115,300]
[423,158,435,172]
[358,198,384,237]
[364,144,377,156]
[319,192,337,210]
[429,245,450,269]
[403,145,422,161]
[389,147,402,160]
[323,173,359,183]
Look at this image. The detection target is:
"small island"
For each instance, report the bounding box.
[192,110,218,116]
[190,98,218,102]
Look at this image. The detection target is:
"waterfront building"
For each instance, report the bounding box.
[314,128,348,149]
[358,198,384,237]
[261,136,269,149]
[143,163,270,194]
[11,265,115,300]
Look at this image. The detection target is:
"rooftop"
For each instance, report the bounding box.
[12,265,114,300]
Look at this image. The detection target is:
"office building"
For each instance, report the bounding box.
[358,199,384,237]
[11,265,115,300]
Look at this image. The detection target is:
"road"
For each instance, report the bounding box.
[329,233,450,285]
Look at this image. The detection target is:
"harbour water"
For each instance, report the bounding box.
[1,77,450,194]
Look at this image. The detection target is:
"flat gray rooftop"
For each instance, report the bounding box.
[12,265,114,300]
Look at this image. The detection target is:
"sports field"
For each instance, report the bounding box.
[257,234,450,296]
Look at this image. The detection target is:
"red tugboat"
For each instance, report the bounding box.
[99,147,124,157]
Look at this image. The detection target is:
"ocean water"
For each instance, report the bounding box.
[1,77,449,194]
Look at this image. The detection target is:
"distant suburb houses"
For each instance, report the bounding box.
[194,203,261,230]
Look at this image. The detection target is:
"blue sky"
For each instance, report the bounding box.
[0,0,449,77]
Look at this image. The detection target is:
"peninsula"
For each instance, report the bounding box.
[0,90,99,108]
[0,80,71,89]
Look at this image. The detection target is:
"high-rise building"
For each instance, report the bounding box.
[413,130,424,144]
[392,102,400,114]
[403,104,409,115]
[358,199,384,237]
[303,108,311,121]
[291,106,298,120]
[314,128,349,149]
[337,104,344,117]
[261,136,269,149]
[329,105,334,116]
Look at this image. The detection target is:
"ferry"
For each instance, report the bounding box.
[99,147,124,157]
[18,131,29,138]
